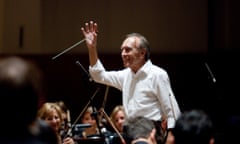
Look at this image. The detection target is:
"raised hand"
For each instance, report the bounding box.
[81,21,98,50]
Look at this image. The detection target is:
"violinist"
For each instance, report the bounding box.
[108,105,129,144]
[72,106,112,144]
[80,106,100,138]
[110,105,126,133]
[55,101,72,138]
[37,102,75,144]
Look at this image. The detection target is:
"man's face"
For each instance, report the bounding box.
[120,37,145,72]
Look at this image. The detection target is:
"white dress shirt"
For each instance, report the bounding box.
[89,59,181,129]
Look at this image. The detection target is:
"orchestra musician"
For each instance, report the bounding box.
[55,101,72,138]
[37,102,75,144]
[110,105,126,133]
[107,105,130,144]
[72,106,112,144]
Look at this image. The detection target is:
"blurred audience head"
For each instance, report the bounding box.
[172,109,214,144]
[0,56,44,131]
[125,116,157,144]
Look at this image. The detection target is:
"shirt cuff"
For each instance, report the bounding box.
[167,117,176,129]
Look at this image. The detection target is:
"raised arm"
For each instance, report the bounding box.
[81,21,99,66]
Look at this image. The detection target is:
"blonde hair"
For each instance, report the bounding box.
[37,102,63,122]
[110,105,126,122]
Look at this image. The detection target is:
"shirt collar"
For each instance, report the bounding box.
[133,60,152,77]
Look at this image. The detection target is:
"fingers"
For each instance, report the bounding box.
[89,21,94,32]
[81,22,89,36]
[93,22,98,33]
[89,21,98,33]
[81,21,98,33]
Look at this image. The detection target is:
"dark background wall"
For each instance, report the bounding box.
[2,0,208,54]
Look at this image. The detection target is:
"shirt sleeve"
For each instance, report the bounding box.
[156,71,181,129]
[89,59,124,90]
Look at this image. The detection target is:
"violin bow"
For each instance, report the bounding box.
[100,109,126,144]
